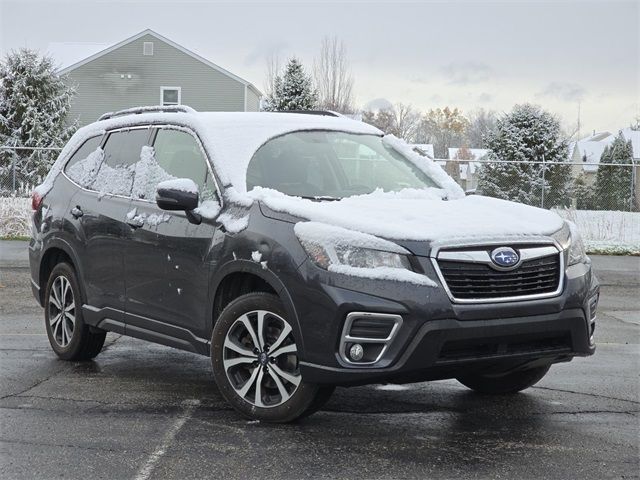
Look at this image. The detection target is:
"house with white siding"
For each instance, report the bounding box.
[54,29,261,126]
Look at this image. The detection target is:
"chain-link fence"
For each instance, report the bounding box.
[434,157,638,212]
[0,145,62,197]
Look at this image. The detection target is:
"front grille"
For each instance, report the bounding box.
[437,253,561,300]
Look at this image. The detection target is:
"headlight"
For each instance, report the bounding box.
[551,221,586,266]
[567,221,587,265]
[301,241,412,270]
[294,222,421,278]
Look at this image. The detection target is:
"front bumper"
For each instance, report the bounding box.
[291,258,599,386]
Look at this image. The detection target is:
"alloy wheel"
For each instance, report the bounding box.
[48,276,76,348]
[223,310,300,408]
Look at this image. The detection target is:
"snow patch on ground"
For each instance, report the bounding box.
[0,197,31,237]
[555,209,640,254]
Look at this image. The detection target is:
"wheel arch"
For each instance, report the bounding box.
[39,238,85,306]
[208,260,304,355]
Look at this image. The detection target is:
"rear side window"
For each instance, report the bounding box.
[64,136,103,187]
[93,128,150,196]
[131,128,217,202]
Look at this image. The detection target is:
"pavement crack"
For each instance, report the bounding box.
[0,366,70,400]
[532,386,640,405]
[0,438,124,454]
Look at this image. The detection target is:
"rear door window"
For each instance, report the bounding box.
[64,136,103,187]
[93,128,150,196]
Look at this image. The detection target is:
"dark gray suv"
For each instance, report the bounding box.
[29,106,598,422]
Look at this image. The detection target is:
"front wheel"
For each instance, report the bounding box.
[457,364,551,395]
[211,292,330,422]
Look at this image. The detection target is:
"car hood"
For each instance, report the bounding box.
[253,189,565,256]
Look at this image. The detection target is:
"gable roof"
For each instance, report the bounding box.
[56,29,261,96]
[574,132,615,172]
[621,127,640,159]
[448,147,489,161]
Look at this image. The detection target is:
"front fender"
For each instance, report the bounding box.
[207,259,305,357]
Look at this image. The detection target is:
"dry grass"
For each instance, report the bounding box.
[0,197,32,238]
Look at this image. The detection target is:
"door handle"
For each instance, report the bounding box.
[70,206,83,219]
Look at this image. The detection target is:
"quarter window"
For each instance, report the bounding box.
[64,136,103,187]
[161,87,181,106]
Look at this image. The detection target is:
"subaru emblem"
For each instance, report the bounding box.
[490,247,520,269]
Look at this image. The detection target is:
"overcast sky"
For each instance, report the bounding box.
[1,0,638,134]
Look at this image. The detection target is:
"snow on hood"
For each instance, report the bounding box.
[250,187,565,243]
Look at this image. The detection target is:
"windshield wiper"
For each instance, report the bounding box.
[300,195,340,202]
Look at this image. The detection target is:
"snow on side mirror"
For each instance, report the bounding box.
[156,178,200,211]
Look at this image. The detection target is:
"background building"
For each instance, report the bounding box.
[54,29,261,126]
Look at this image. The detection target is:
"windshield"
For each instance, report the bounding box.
[246,131,438,199]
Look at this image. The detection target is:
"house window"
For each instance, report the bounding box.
[160,87,181,106]
[143,42,154,56]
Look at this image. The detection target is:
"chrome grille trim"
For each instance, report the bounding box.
[431,244,564,304]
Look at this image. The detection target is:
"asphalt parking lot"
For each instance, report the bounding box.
[0,242,638,479]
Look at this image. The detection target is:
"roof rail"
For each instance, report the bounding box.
[97,105,196,121]
[279,110,342,117]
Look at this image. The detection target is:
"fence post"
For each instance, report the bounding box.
[11,153,16,195]
[540,154,546,209]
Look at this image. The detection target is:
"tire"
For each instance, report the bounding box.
[457,364,551,395]
[210,292,323,423]
[299,386,335,419]
[44,262,106,361]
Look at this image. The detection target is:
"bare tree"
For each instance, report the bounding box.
[362,103,420,142]
[263,52,281,99]
[313,36,355,113]
[465,109,497,148]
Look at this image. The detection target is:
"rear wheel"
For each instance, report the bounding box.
[44,263,106,360]
[457,364,551,395]
[211,292,330,422]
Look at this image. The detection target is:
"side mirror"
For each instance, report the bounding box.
[156,179,199,211]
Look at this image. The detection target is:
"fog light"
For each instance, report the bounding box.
[349,343,364,361]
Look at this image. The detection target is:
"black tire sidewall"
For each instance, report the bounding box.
[44,263,87,360]
[211,292,319,423]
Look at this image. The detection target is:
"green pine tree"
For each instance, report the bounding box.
[593,132,634,211]
[477,104,571,208]
[0,49,77,191]
[572,174,596,210]
[263,58,317,111]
